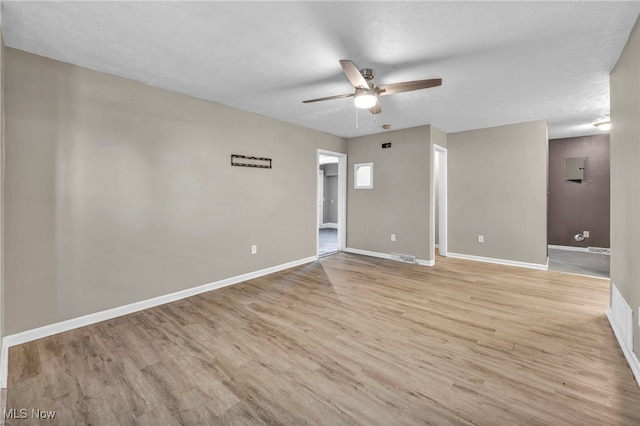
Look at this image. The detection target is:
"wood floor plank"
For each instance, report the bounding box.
[6,252,640,425]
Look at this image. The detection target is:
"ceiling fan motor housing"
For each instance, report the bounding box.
[360,68,375,81]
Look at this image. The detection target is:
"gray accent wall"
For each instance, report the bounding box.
[346,126,435,261]
[548,135,610,248]
[447,120,548,266]
[610,17,640,357]
[4,48,346,334]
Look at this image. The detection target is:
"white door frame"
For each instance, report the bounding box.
[434,144,448,257]
[317,169,325,228]
[317,149,347,258]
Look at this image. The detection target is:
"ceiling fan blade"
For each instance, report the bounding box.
[377,78,442,96]
[339,60,369,89]
[369,99,382,115]
[302,93,354,103]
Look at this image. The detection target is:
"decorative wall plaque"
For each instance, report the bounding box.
[231,154,272,169]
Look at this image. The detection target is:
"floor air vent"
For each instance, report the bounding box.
[390,253,417,264]
[588,247,611,255]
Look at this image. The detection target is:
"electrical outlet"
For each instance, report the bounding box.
[391,234,396,242]
[478,235,484,243]
[583,231,590,238]
[251,245,257,255]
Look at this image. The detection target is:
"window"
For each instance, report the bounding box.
[354,162,373,189]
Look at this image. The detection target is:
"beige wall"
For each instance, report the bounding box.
[4,48,345,334]
[346,126,434,261]
[447,120,548,266]
[610,17,640,355]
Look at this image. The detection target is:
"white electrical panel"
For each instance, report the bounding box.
[565,157,586,181]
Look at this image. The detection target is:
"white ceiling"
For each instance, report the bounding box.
[2,1,639,139]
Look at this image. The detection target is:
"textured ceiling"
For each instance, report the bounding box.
[2,1,639,139]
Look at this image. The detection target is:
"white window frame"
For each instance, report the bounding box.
[354,162,373,189]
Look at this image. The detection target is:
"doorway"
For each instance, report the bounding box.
[317,150,347,258]
[434,145,447,258]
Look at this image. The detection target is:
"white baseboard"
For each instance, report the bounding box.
[0,255,316,388]
[344,247,433,266]
[447,252,549,271]
[344,247,391,260]
[320,223,338,229]
[548,244,589,252]
[607,309,640,388]
[548,244,611,255]
[0,341,7,389]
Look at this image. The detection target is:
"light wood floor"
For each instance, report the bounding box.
[6,253,640,425]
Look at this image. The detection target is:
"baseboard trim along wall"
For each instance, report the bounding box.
[0,255,317,388]
[344,247,434,266]
[548,244,589,252]
[548,244,612,255]
[447,252,549,271]
[607,282,640,388]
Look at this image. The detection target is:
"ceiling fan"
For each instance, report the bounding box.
[302,60,442,115]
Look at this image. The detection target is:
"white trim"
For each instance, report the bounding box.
[344,248,433,266]
[433,144,447,257]
[607,309,640,388]
[0,255,316,387]
[320,223,338,229]
[447,252,549,271]
[317,169,324,227]
[344,247,391,260]
[548,244,589,252]
[0,342,7,389]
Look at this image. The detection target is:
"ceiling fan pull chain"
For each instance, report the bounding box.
[355,106,359,129]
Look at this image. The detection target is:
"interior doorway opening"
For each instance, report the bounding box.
[317,150,347,258]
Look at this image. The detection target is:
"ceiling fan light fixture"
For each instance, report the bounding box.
[594,121,611,131]
[354,88,377,109]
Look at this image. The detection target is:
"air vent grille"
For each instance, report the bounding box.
[588,247,611,255]
[390,253,416,264]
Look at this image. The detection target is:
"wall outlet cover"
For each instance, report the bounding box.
[478,235,484,243]
[251,245,257,254]
[583,231,590,238]
[391,234,396,242]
